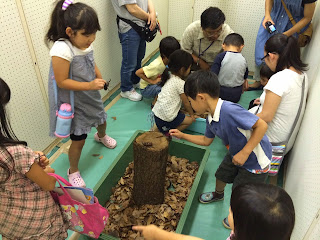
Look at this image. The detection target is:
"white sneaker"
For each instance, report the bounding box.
[133,83,140,89]
[120,89,142,101]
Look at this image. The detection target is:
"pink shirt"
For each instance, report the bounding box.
[0,145,69,239]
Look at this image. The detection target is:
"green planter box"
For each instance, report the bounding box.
[83,130,210,240]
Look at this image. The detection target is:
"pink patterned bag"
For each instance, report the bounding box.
[49,173,109,239]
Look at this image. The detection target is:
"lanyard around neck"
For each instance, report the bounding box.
[198,39,214,57]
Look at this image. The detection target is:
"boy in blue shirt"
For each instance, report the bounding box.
[211,33,248,103]
[170,70,272,229]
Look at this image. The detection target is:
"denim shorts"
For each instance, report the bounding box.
[154,112,185,133]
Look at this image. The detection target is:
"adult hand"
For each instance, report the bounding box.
[148,12,157,31]
[253,98,261,105]
[169,129,184,139]
[262,15,275,29]
[282,31,290,36]
[89,78,106,90]
[132,225,158,240]
[232,150,249,166]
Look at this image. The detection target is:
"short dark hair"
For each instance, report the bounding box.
[265,33,308,73]
[46,0,101,44]
[184,70,220,99]
[231,183,295,240]
[260,63,274,79]
[223,33,244,47]
[159,36,180,59]
[201,7,225,30]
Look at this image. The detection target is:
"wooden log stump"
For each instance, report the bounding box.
[133,131,169,206]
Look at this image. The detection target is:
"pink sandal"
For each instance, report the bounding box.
[94,132,117,149]
[67,169,86,188]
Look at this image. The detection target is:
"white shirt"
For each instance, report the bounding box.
[152,75,185,122]
[50,39,93,61]
[259,69,308,152]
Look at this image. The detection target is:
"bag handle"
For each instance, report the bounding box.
[287,76,305,140]
[48,173,75,199]
[48,173,72,186]
[281,0,297,26]
[117,15,145,34]
[272,75,305,145]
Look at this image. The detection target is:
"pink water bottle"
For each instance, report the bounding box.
[54,103,74,138]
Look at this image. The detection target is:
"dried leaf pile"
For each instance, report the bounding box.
[104,156,199,239]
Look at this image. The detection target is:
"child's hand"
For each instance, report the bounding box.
[169,129,184,139]
[154,77,162,84]
[34,151,49,169]
[191,115,196,122]
[89,78,106,90]
[132,225,158,240]
[232,150,249,166]
[44,166,55,173]
[253,98,261,105]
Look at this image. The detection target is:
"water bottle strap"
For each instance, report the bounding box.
[53,40,75,114]
[65,40,75,114]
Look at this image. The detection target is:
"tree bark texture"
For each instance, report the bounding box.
[133,131,169,206]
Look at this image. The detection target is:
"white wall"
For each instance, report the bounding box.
[285,3,320,240]
[0,0,168,150]
[168,0,194,41]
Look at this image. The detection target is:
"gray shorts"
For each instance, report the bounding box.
[215,152,268,190]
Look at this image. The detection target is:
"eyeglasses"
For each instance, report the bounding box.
[203,27,223,38]
[261,52,270,61]
[261,52,277,61]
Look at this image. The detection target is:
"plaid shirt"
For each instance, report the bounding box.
[0,145,69,239]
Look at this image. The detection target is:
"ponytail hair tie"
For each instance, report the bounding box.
[62,0,73,11]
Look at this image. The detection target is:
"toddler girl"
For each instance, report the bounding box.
[152,49,195,134]
[46,0,116,187]
[0,78,69,239]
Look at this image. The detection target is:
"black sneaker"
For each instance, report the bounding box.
[199,191,224,204]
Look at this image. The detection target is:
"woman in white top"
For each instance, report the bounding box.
[256,33,308,152]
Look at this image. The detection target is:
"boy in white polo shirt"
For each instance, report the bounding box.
[170,70,272,229]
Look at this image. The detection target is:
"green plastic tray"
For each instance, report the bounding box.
[84,130,210,240]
